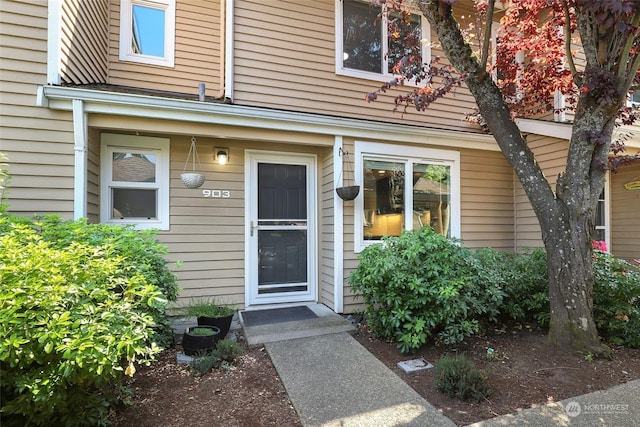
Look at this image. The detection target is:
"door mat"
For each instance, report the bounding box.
[241,306,318,327]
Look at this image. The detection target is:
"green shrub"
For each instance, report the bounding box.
[473,247,549,327]
[0,215,178,348]
[185,298,237,318]
[434,355,492,402]
[0,217,174,426]
[213,339,243,363]
[593,251,640,348]
[349,227,504,353]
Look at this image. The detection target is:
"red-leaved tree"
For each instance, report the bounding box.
[367,0,640,356]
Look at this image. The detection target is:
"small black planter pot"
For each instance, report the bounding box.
[336,185,360,201]
[182,326,221,356]
[197,314,234,339]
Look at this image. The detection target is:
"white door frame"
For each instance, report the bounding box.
[244,150,318,307]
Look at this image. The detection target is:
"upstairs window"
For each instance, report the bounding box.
[119,0,176,67]
[336,0,430,81]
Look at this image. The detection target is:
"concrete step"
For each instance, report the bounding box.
[240,303,355,347]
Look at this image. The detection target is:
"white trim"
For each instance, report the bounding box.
[224,0,234,101]
[354,141,460,253]
[599,172,611,251]
[47,0,62,85]
[333,137,344,313]
[100,133,170,230]
[72,99,88,219]
[244,150,318,307]
[119,0,176,68]
[39,86,498,151]
[335,0,431,83]
[516,118,573,140]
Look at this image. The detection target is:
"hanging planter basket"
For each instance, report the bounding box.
[336,185,360,201]
[336,148,360,201]
[181,137,206,189]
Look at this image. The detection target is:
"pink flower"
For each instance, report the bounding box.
[592,240,607,251]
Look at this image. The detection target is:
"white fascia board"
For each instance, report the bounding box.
[517,118,573,140]
[40,85,499,151]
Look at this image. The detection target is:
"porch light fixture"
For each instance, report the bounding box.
[215,148,229,165]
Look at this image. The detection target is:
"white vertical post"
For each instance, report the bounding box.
[47,0,62,85]
[72,99,88,219]
[333,136,344,313]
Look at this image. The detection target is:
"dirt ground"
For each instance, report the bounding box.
[113,325,640,427]
[353,324,640,426]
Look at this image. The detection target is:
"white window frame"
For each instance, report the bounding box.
[335,0,431,82]
[100,133,170,230]
[354,141,460,252]
[595,174,611,251]
[119,0,176,67]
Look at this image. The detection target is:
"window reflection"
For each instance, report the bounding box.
[363,160,405,240]
[412,164,451,237]
[111,188,157,219]
[112,152,156,182]
[343,0,382,73]
[131,4,166,57]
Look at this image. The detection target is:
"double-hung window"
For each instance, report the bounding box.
[354,141,460,252]
[336,0,430,81]
[119,0,176,67]
[101,133,170,230]
[594,184,610,250]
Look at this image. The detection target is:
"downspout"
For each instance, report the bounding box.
[333,137,344,313]
[72,99,88,219]
[216,0,234,101]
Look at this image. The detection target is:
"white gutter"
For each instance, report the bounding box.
[72,99,88,219]
[39,85,499,151]
[225,0,234,101]
[47,0,62,85]
[333,136,344,313]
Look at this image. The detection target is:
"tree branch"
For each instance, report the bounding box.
[479,0,495,73]
[620,10,640,90]
[561,0,579,84]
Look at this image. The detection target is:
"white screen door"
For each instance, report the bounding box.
[246,151,317,306]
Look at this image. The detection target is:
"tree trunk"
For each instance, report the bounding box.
[542,208,611,357]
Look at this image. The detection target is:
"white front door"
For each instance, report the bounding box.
[245,151,317,306]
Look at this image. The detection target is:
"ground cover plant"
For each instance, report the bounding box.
[0,215,178,426]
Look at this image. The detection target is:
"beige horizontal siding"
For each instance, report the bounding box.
[233,0,482,133]
[60,0,109,84]
[610,163,640,261]
[0,0,75,218]
[107,0,222,96]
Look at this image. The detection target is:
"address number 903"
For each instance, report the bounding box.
[202,189,231,198]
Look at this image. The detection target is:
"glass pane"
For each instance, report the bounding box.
[388,12,422,74]
[258,163,306,220]
[132,4,166,57]
[112,188,157,219]
[412,164,451,237]
[112,152,157,183]
[595,189,605,227]
[258,230,307,287]
[343,0,382,73]
[363,159,404,240]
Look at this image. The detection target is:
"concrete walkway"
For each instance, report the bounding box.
[242,305,640,427]
[266,332,455,427]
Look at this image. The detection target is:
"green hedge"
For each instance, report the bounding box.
[0,216,178,426]
[349,227,640,353]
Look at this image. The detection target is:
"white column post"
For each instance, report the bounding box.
[72,99,88,219]
[333,136,344,313]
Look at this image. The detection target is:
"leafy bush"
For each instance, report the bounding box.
[348,227,504,353]
[473,247,549,327]
[593,251,640,347]
[185,297,237,318]
[434,355,492,402]
[0,216,176,426]
[0,215,178,348]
